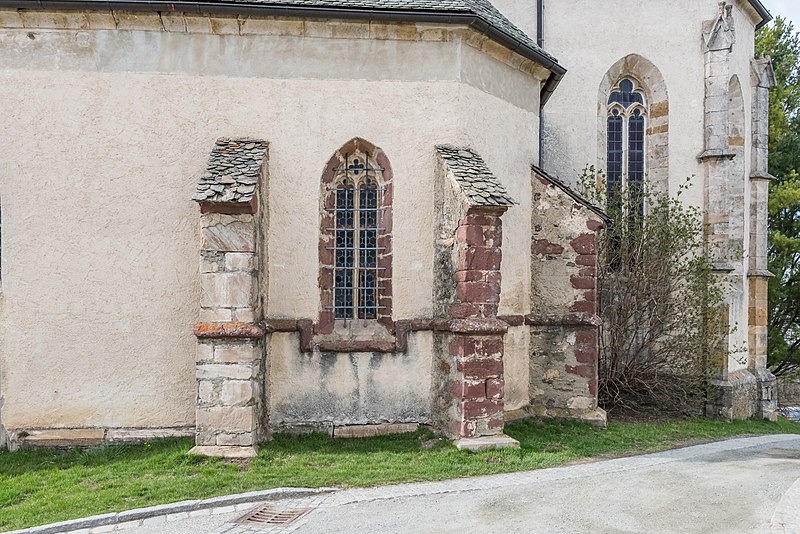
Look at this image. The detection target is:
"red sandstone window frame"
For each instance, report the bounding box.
[318,139,393,334]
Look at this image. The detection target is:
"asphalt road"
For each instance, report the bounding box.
[119,434,800,533]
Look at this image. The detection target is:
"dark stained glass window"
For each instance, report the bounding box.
[607,111,624,200]
[628,108,645,216]
[606,78,647,216]
[331,155,384,320]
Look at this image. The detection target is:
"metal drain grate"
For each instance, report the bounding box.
[235,504,313,527]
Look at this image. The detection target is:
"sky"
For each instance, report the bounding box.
[764,0,800,29]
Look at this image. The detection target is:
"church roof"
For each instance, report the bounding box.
[8,1,563,100]
[219,0,555,61]
[192,138,268,204]
[436,145,516,208]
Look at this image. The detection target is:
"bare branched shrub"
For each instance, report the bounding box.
[580,169,726,413]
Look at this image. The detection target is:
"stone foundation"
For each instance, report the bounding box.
[706,369,758,421]
[4,427,194,452]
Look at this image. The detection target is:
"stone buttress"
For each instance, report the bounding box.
[526,167,607,426]
[749,57,778,420]
[433,146,519,450]
[190,138,269,458]
[700,3,777,419]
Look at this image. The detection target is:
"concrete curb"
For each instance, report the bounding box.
[6,487,336,534]
[772,476,800,534]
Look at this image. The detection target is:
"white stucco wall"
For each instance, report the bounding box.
[0,14,545,432]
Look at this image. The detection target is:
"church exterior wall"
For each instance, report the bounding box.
[541,0,774,420]
[0,13,548,446]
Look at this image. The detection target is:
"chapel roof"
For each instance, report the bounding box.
[436,145,516,208]
[192,138,268,204]
[217,0,555,61]
[13,0,562,89]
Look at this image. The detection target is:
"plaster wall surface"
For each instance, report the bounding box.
[268,331,434,429]
[0,18,544,431]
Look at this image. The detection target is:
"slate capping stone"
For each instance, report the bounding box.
[436,145,517,208]
[7,487,335,534]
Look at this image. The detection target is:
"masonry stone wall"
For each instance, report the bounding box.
[524,170,606,425]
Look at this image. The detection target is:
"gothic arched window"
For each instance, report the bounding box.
[607,78,647,213]
[318,139,393,333]
[332,154,381,319]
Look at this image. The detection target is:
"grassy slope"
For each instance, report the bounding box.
[1,417,798,531]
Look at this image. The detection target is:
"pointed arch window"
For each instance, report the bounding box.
[607,78,647,213]
[319,140,393,333]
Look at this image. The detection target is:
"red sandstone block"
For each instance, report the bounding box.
[488,416,505,430]
[570,301,595,313]
[579,266,596,277]
[461,399,503,419]
[575,330,597,345]
[587,219,604,231]
[589,376,598,396]
[458,248,502,271]
[458,358,503,379]
[532,239,565,255]
[485,271,502,284]
[457,281,500,304]
[583,290,596,303]
[570,276,595,290]
[565,364,595,379]
[482,303,499,318]
[461,213,498,227]
[484,227,503,247]
[318,269,333,288]
[576,254,597,266]
[575,348,597,363]
[454,270,485,283]
[450,337,504,358]
[460,420,477,438]
[450,303,483,319]
[570,234,597,255]
[456,225,487,246]
[498,314,524,327]
[449,380,487,400]
[486,378,504,400]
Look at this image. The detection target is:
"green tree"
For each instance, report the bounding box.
[756,18,800,377]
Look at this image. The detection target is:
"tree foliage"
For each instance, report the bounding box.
[580,172,725,412]
[756,18,800,377]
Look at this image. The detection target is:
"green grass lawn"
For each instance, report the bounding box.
[1,417,798,531]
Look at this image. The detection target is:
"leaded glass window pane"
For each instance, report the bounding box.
[330,154,384,320]
[607,113,624,200]
[628,109,645,217]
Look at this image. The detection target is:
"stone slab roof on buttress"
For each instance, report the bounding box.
[192,138,268,204]
[436,145,516,207]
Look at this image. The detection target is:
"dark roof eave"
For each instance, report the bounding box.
[1,0,565,106]
[749,0,772,30]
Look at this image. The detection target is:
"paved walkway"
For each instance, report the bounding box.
[52,434,800,533]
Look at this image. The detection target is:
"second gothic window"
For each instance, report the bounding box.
[607,78,647,213]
